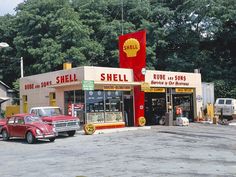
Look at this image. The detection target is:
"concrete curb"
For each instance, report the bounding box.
[77,126,151,135]
[94,126,151,134]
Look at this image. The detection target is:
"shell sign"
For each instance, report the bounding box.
[119,30,146,127]
[123,38,140,57]
[119,30,146,81]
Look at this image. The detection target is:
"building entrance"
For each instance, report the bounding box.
[124,94,134,126]
[145,93,166,125]
[172,94,194,122]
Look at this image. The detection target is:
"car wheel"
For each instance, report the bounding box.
[67,130,76,137]
[26,131,36,144]
[49,137,55,142]
[2,130,9,141]
[159,116,166,125]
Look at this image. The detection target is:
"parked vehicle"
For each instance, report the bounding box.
[214,98,236,120]
[29,106,80,136]
[1,114,56,144]
[0,117,7,133]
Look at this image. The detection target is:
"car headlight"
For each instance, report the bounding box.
[52,127,56,133]
[36,129,42,135]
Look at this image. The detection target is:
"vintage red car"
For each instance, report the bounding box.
[1,114,57,144]
[0,117,7,133]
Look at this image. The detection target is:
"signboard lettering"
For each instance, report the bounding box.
[103,85,131,91]
[175,88,193,93]
[143,88,165,93]
[150,73,190,87]
[100,73,128,82]
[56,74,77,84]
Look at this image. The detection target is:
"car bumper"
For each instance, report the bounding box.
[55,126,80,133]
[35,134,56,139]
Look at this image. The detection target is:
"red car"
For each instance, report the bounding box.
[1,114,57,144]
[0,117,7,133]
[30,107,80,136]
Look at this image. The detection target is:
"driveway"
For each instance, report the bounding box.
[0,123,236,177]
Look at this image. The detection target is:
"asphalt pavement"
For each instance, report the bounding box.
[0,123,236,177]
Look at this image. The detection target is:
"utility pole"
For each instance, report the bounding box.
[20,57,23,78]
[121,0,124,35]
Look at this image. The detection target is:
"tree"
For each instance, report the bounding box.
[0,0,235,98]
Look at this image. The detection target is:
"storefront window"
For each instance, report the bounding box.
[105,91,123,122]
[85,90,124,124]
[64,90,125,124]
[86,90,105,123]
[64,90,84,123]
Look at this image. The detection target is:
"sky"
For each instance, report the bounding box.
[0,0,24,16]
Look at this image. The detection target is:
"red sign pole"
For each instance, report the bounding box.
[119,30,146,126]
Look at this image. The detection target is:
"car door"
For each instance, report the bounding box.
[7,117,16,136]
[225,99,233,116]
[12,116,27,138]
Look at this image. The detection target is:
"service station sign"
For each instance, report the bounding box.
[145,70,201,88]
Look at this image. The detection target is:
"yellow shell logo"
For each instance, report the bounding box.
[123,38,140,57]
[83,123,96,135]
[138,116,146,127]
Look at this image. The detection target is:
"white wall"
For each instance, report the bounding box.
[0,83,12,111]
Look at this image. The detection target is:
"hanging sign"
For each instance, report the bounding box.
[175,88,193,93]
[143,87,165,93]
[141,82,150,91]
[82,80,94,90]
[103,85,131,91]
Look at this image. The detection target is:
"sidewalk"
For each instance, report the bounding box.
[77,126,151,135]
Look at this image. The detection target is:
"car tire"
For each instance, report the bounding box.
[67,130,76,137]
[49,137,55,142]
[159,116,166,125]
[26,131,36,144]
[2,129,9,141]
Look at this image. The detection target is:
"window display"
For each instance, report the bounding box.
[105,112,123,122]
[64,90,85,123]
[87,112,105,123]
[64,90,126,124]
[85,90,124,124]
[105,91,123,122]
[86,91,105,123]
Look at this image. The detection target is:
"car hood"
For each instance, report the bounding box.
[28,122,53,132]
[41,115,78,122]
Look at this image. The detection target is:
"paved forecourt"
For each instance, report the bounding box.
[0,123,236,177]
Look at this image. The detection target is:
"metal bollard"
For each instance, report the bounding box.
[165,110,173,126]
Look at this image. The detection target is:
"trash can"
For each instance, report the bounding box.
[165,111,173,126]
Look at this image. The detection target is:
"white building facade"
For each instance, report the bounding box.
[20,66,202,128]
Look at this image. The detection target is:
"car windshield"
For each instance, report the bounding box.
[39,108,61,116]
[25,115,42,123]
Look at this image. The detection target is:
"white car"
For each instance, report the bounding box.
[214,98,236,120]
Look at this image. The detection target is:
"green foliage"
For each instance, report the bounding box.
[0,0,235,98]
[214,80,236,98]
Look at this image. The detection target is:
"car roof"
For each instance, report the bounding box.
[216,98,236,100]
[9,113,34,117]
